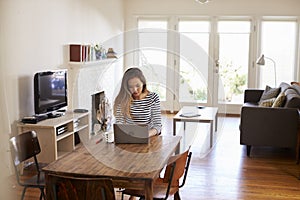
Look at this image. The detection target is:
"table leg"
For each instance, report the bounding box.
[173,120,180,153]
[144,179,153,200]
[173,119,176,136]
[215,112,218,132]
[210,121,213,148]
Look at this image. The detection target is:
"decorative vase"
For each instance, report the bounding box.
[95,51,102,60]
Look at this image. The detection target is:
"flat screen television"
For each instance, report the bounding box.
[34,70,68,117]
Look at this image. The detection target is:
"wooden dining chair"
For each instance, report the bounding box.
[46,174,116,200]
[9,130,45,200]
[121,147,192,200]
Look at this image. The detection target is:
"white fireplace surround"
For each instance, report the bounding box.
[67,59,122,132]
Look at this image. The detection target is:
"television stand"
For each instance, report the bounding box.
[18,111,90,163]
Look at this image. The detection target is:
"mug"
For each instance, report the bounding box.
[103,130,114,143]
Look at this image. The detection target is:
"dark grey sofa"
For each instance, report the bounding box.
[240,82,300,159]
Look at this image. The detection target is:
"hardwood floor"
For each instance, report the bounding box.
[7,115,300,199]
[178,116,300,200]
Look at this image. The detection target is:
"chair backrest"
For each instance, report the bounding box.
[10,130,41,166]
[9,131,42,184]
[47,174,116,200]
[163,147,192,188]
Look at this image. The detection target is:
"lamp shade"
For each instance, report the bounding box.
[256,54,265,65]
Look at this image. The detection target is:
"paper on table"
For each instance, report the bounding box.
[179,112,201,118]
[179,106,201,117]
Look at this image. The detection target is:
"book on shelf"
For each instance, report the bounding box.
[69,44,81,62]
[69,44,93,62]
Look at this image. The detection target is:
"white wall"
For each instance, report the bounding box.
[0,0,124,198]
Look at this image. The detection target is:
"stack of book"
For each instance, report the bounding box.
[69,44,95,62]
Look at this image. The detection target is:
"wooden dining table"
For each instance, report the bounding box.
[43,134,181,200]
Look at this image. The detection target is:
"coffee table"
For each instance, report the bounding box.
[173,106,218,149]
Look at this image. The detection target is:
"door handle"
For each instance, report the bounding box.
[215,59,219,73]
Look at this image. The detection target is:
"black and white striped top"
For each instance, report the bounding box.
[115,92,162,133]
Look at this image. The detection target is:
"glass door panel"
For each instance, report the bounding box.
[217,21,250,105]
[259,21,297,88]
[138,19,169,109]
[178,20,210,105]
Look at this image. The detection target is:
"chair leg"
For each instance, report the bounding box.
[174,191,181,200]
[39,188,45,200]
[21,187,27,200]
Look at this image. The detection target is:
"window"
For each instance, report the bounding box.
[259,20,297,88]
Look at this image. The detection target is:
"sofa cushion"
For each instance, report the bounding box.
[283,88,300,108]
[279,82,291,93]
[272,92,286,107]
[259,98,276,107]
[291,83,300,95]
[259,85,280,104]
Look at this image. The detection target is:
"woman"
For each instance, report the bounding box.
[113,67,162,137]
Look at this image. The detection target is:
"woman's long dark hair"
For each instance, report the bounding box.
[113,67,148,118]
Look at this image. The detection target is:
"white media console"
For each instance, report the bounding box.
[18,111,89,163]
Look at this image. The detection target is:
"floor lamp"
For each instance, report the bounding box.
[256,54,277,86]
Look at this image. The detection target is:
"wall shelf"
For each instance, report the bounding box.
[69,58,117,68]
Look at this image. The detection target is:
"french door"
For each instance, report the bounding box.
[135,17,253,113]
[215,19,252,113]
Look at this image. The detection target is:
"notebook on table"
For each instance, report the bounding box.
[113,124,149,144]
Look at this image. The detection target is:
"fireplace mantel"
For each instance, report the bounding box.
[69,58,116,69]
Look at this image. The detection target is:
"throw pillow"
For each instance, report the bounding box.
[272,92,286,107]
[259,85,280,104]
[259,98,276,107]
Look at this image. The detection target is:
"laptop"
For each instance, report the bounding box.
[113,124,149,144]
